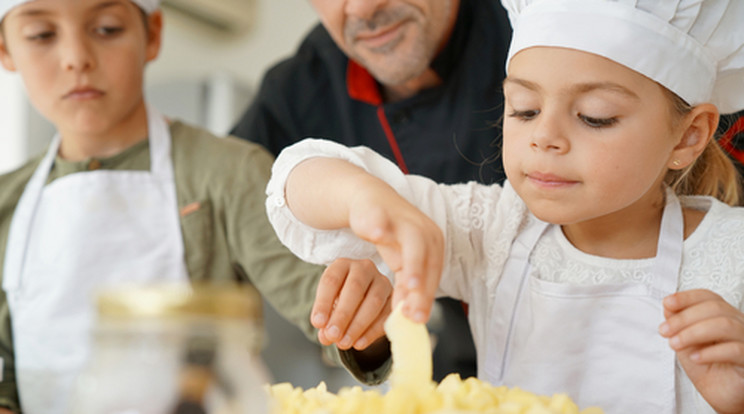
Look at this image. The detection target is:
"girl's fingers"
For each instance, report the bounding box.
[690,341,744,366]
[667,315,744,352]
[406,290,432,324]
[398,218,444,323]
[335,274,392,349]
[391,273,410,315]
[663,289,725,313]
[350,194,443,325]
[312,259,353,329]
[399,241,429,322]
[350,203,403,272]
[661,298,739,338]
[422,229,444,316]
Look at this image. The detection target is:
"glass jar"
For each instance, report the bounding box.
[69,283,270,414]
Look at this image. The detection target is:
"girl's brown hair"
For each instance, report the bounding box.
[665,90,742,206]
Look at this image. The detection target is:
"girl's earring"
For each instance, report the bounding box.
[672,159,681,167]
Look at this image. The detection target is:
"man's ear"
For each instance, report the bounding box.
[0,33,17,72]
[668,103,719,170]
[145,10,163,63]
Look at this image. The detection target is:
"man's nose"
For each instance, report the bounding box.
[345,0,389,21]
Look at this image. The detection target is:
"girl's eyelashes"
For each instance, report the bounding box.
[578,114,618,129]
[508,109,540,121]
[508,109,619,129]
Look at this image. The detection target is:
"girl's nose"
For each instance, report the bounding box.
[530,112,569,154]
[345,0,389,21]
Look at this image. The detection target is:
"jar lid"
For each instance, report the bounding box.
[96,283,262,321]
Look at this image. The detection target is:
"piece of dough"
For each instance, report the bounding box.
[383,301,434,390]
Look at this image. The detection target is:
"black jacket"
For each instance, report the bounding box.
[231,0,512,185]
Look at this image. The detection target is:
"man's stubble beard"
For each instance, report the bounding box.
[343,5,442,86]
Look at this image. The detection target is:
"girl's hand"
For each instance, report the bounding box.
[286,157,444,325]
[311,258,392,350]
[660,289,744,414]
[347,183,444,324]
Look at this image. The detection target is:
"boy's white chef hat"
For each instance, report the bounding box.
[501,0,744,114]
[1,0,161,23]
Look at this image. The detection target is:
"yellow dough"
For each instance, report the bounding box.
[384,302,434,392]
[267,302,603,414]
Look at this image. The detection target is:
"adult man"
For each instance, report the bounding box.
[231,0,512,381]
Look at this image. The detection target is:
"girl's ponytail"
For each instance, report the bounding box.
[668,138,741,206]
[666,94,742,206]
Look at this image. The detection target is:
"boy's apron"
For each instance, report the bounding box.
[2,105,189,414]
[484,190,682,413]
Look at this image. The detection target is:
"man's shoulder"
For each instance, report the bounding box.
[231,24,352,150]
[298,23,341,54]
[469,0,512,48]
[261,24,347,91]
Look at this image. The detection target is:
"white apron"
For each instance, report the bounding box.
[2,106,189,414]
[483,190,682,413]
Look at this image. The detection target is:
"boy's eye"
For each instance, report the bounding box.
[578,114,618,128]
[509,109,540,121]
[94,26,124,36]
[26,31,56,41]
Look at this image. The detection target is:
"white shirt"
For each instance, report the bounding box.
[266,138,744,412]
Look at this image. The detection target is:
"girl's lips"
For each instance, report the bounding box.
[64,88,104,100]
[527,172,578,187]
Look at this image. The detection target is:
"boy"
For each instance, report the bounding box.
[0,0,391,412]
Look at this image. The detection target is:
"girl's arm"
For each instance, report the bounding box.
[282,155,444,323]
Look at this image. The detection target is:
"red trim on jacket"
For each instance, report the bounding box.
[719,115,744,166]
[346,60,409,173]
[376,106,409,174]
[346,60,382,105]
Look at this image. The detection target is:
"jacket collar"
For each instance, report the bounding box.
[345,0,472,105]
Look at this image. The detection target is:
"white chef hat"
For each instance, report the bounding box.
[501,0,744,114]
[1,0,161,23]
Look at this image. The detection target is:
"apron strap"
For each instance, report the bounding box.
[145,104,175,180]
[491,217,550,382]
[2,136,60,292]
[649,187,684,297]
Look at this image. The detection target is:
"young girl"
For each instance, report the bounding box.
[0,0,393,413]
[266,0,744,412]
